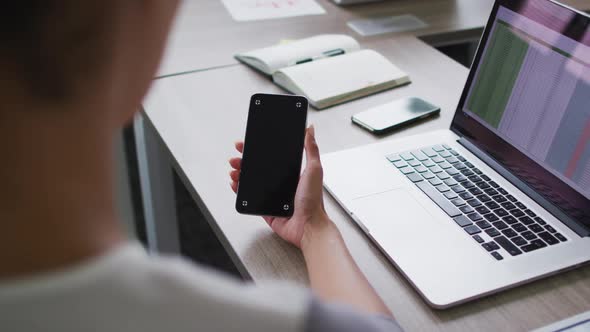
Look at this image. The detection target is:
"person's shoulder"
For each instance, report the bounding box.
[106,242,312,331]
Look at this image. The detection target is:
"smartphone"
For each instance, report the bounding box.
[351,97,440,135]
[235,93,308,217]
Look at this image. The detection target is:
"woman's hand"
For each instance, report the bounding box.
[229,125,333,249]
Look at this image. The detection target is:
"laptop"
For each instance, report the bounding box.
[322,0,590,308]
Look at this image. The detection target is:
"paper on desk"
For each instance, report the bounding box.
[221,0,325,22]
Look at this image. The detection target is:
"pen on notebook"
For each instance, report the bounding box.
[292,48,346,66]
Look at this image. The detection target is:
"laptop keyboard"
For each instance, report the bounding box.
[386,144,568,261]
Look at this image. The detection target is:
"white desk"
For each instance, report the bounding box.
[141,34,590,331]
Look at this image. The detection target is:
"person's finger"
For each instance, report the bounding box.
[263,216,273,227]
[230,181,238,193]
[270,218,287,234]
[229,157,242,170]
[305,125,321,164]
[235,142,244,153]
[230,170,240,182]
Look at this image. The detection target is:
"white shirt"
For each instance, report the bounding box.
[0,242,402,332]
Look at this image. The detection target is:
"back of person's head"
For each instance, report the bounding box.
[0,1,178,116]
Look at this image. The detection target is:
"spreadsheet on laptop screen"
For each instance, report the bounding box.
[462,5,590,200]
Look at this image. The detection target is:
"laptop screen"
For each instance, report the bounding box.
[452,0,590,228]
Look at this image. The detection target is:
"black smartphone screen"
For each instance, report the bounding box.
[236,94,308,217]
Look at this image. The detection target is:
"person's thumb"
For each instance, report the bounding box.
[305,125,321,164]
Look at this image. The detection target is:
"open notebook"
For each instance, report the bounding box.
[235,35,411,109]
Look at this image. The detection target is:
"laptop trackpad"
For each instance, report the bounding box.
[350,188,445,241]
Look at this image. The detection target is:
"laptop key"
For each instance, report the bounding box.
[506,195,517,202]
[415,181,462,217]
[521,231,537,241]
[464,162,475,168]
[430,166,443,173]
[451,185,465,193]
[484,202,500,209]
[444,191,458,199]
[531,239,548,248]
[484,188,499,196]
[460,192,473,200]
[411,150,429,161]
[534,217,546,225]
[423,159,436,167]
[511,236,527,246]
[502,229,517,238]
[529,225,544,234]
[406,173,423,183]
[482,242,495,252]
[446,156,459,164]
[436,184,450,193]
[440,150,452,158]
[393,160,407,168]
[387,154,402,162]
[513,223,527,232]
[464,225,481,235]
[454,174,467,182]
[446,168,460,176]
[408,159,421,167]
[436,172,450,180]
[432,156,445,163]
[545,225,557,233]
[503,216,517,224]
[467,213,483,221]
[476,220,492,229]
[400,152,414,161]
[473,235,484,243]
[429,178,442,186]
[455,163,467,170]
[473,168,483,175]
[488,181,500,188]
[476,194,491,202]
[524,209,536,217]
[520,216,534,225]
[485,228,501,237]
[484,213,499,222]
[501,202,516,210]
[461,169,475,176]
[414,165,428,173]
[555,233,567,242]
[495,236,523,256]
[494,208,508,217]
[432,144,445,152]
[481,175,491,181]
[475,206,490,214]
[493,195,507,203]
[462,181,475,189]
[510,209,525,218]
[458,156,466,162]
[422,171,435,179]
[538,232,559,245]
[443,144,452,150]
[498,188,508,195]
[469,188,483,195]
[421,148,438,157]
[439,161,453,169]
[476,182,491,189]
[516,202,527,209]
[460,206,474,214]
[492,221,508,230]
[400,167,415,175]
[467,199,482,207]
[451,198,465,206]
[491,252,504,261]
[454,215,473,227]
[444,178,458,186]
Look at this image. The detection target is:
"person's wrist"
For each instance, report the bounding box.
[300,213,340,254]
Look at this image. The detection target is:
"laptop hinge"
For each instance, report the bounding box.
[457,137,590,238]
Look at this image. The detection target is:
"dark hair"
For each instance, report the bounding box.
[0,1,109,101]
